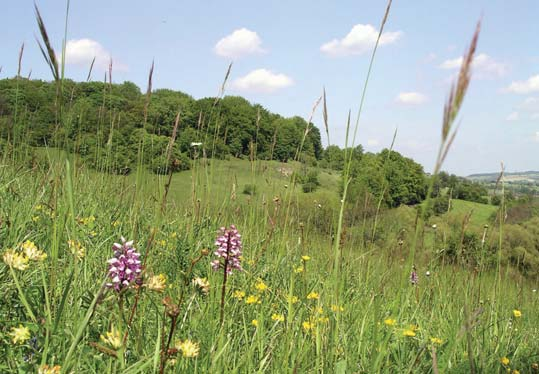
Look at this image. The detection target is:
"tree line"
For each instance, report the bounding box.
[0,77,322,174]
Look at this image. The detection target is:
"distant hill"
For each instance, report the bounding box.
[467,171,539,183]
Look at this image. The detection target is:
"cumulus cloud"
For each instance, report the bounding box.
[505,74,539,94]
[395,92,428,105]
[506,112,519,121]
[439,53,506,78]
[64,38,126,72]
[232,69,293,93]
[320,24,402,57]
[214,28,266,59]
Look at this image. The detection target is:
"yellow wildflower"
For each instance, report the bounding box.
[255,280,269,292]
[100,325,122,349]
[408,324,419,332]
[302,321,314,331]
[512,370,520,374]
[513,309,522,318]
[251,319,259,327]
[301,255,311,261]
[430,337,443,345]
[501,357,510,366]
[271,313,285,322]
[112,220,121,227]
[287,295,299,304]
[9,324,30,344]
[192,277,210,295]
[67,240,85,260]
[306,292,319,300]
[233,290,246,300]
[3,249,29,271]
[246,295,261,305]
[146,274,167,293]
[38,365,61,374]
[175,339,200,358]
[21,241,47,261]
[32,216,40,222]
[169,232,177,239]
[384,318,397,326]
[331,305,344,312]
[403,329,416,337]
[294,266,304,273]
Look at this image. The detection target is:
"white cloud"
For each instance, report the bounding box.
[64,38,126,72]
[320,24,402,57]
[534,131,539,142]
[367,139,379,146]
[395,92,428,105]
[232,69,293,93]
[439,53,507,78]
[505,75,539,94]
[214,28,266,59]
[506,112,519,121]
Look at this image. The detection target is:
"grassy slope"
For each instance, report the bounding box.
[1,156,538,373]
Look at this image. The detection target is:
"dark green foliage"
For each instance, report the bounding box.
[432,171,489,204]
[425,195,450,218]
[243,184,256,195]
[296,168,320,193]
[0,77,323,172]
[347,149,427,208]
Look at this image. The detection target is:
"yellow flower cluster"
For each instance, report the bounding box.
[9,324,30,344]
[3,249,29,271]
[67,240,85,260]
[255,279,269,292]
[78,215,96,226]
[306,292,319,300]
[22,241,47,261]
[384,318,397,327]
[3,241,47,270]
[146,274,167,293]
[38,365,61,374]
[100,325,122,349]
[192,277,210,295]
[233,290,246,300]
[175,339,200,358]
[246,295,261,305]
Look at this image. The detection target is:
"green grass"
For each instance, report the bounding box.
[1,157,538,373]
[446,199,498,231]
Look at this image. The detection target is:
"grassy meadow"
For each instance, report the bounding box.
[1,3,539,374]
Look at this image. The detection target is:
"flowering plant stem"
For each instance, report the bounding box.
[219,234,232,325]
[9,267,37,323]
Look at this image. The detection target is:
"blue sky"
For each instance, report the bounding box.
[2,0,539,175]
